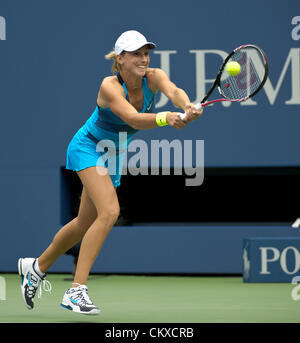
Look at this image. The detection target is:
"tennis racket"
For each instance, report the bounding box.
[180,44,269,119]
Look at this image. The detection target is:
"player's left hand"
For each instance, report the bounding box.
[182,103,203,123]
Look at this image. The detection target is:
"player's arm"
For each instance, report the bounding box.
[98,77,185,130]
[149,68,203,122]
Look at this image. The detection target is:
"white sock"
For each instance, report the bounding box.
[72,283,86,289]
[34,259,44,277]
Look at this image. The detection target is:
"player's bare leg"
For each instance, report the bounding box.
[60,167,119,315]
[37,187,97,274]
[72,166,120,286]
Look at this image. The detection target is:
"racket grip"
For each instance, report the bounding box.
[179,103,202,120]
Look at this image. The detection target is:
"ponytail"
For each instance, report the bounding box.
[105,50,121,74]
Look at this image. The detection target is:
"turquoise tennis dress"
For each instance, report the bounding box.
[66,73,155,187]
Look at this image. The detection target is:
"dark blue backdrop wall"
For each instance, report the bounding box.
[0,0,299,272]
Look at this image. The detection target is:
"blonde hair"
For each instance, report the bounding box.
[105,50,123,74]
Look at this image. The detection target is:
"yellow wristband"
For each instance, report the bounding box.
[156,111,169,127]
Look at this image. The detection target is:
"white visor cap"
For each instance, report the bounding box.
[114,30,156,55]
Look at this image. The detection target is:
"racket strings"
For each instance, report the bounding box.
[220,47,265,100]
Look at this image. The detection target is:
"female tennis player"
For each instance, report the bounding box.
[18,30,203,315]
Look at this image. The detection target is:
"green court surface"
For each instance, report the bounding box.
[0,273,299,323]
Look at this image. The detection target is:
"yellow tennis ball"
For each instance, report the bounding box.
[226,61,241,76]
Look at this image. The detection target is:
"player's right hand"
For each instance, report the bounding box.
[166,112,187,129]
[182,103,203,122]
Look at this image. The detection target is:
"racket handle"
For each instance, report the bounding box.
[179,103,202,120]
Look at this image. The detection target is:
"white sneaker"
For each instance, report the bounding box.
[60,285,100,315]
[18,258,51,309]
